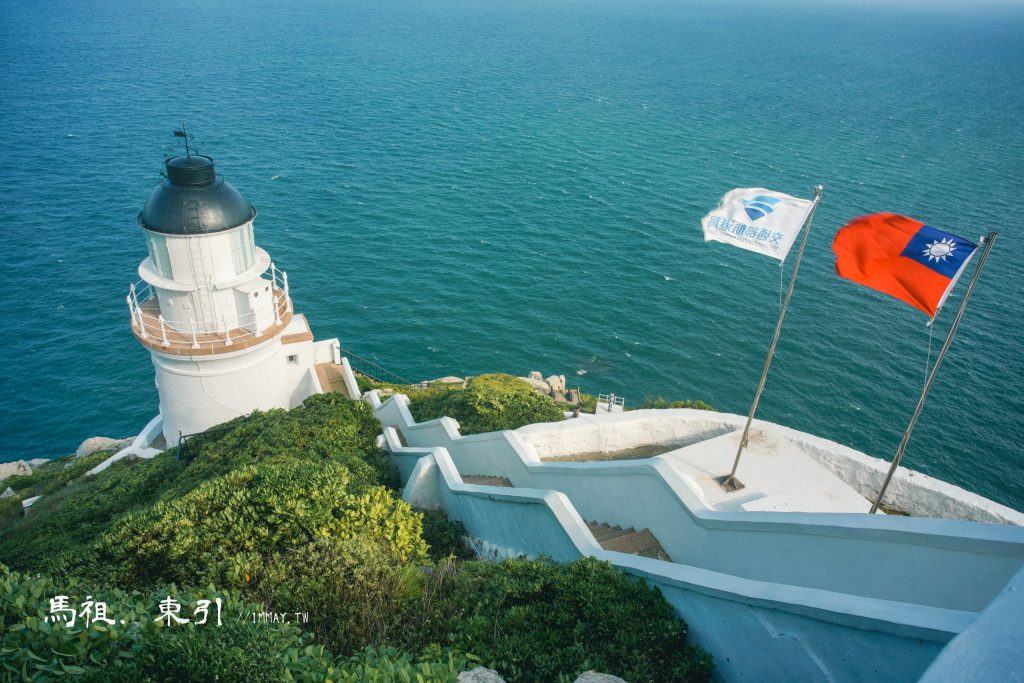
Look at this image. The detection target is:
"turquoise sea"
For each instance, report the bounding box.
[1,0,1022,510]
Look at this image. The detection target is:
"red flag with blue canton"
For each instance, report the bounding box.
[833,213,977,317]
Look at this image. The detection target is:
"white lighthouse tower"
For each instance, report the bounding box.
[126,148,348,446]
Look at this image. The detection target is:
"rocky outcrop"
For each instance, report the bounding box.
[525,376,552,393]
[573,672,627,683]
[454,668,626,682]
[458,667,505,682]
[75,436,133,458]
[523,370,572,402]
[0,460,31,484]
[546,374,567,392]
[1,487,15,499]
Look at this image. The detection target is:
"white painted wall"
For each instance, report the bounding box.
[152,328,328,442]
[919,564,1024,683]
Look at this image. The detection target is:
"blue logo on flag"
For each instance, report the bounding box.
[741,196,781,221]
[899,225,977,279]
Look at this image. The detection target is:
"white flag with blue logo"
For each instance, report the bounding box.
[701,188,814,261]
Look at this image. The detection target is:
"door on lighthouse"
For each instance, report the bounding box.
[234,289,257,334]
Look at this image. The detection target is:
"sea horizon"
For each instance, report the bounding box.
[1,0,1022,510]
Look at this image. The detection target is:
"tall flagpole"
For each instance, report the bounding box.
[719,184,824,492]
[870,231,997,513]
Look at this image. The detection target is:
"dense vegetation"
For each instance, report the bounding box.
[404,374,566,434]
[0,390,712,681]
[635,398,716,411]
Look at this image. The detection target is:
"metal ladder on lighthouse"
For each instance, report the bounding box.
[185,200,216,332]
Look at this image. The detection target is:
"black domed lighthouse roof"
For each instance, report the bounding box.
[139,154,255,235]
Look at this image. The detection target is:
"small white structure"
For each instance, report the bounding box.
[126,151,343,445]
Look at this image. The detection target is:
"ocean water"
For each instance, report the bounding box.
[1,0,1021,510]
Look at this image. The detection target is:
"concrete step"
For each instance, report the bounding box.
[594,526,636,543]
[587,521,671,561]
[462,475,514,488]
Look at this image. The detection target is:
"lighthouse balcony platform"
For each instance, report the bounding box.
[128,285,294,357]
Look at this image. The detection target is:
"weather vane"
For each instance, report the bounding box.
[173,126,194,157]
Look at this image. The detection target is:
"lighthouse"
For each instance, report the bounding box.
[126,148,345,446]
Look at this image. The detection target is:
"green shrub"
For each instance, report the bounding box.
[0,564,337,682]
[408,557,713,683]
[419,509,473,561]
[636,398,716,411]
[258,537,423,656]
[96,460,427,588]
[171,392,389,496]
[4,450,116,496]
[0,393,392,580]
[576,392,598,414]
[334,645,477,683]
[408,374,565,435]
[0,453,184,577]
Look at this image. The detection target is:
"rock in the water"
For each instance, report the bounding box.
[573,673,627,683]
[458,667,505,683]
[75,436,133,458]
[0,461,31,483]
[528,370,543,381]
[1,487,15,499]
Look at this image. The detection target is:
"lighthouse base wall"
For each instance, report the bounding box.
[152,334,337,443]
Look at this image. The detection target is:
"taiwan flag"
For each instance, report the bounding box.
[833,213,978,317]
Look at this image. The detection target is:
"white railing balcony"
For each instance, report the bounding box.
[127,267,293,355]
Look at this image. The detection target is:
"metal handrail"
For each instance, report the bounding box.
[128,266,291,349]
[176,425,235,463]
[339,347,416,386]
[598,393,625,407]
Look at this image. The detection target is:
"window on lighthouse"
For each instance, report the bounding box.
[146,232,173,279]
[231,224,256,275]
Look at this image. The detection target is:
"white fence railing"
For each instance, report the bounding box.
[127,266,291,349]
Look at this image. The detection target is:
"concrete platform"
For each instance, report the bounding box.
[660,428,872,514]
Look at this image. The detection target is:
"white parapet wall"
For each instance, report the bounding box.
[518,409,1024,526]
[366,390,1024,683]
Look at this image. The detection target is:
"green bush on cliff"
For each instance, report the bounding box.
[96,460,426,588]
[0,563,336,682]
[3,450,115,496]
[0,392,390,580]
[408,374,565,435]
[256,536,423,657]
[407,556,714,683]
[258,550,713,683]
[0,454,184,577]
[0,388,714,682]
[170,391,392,495]
[636,397,717,411]
[0,563,475,682]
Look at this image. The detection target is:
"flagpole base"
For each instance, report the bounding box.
[716,475,746,493]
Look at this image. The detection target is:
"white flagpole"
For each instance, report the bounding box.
[870,231,997,513]
[719,185,823,492]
